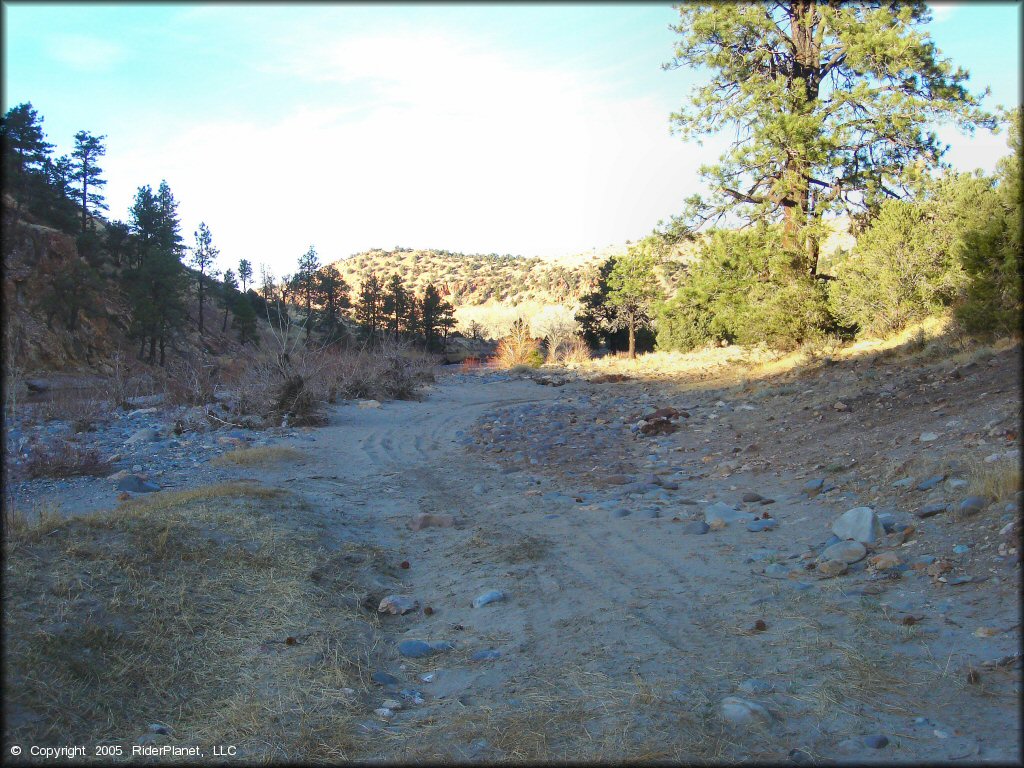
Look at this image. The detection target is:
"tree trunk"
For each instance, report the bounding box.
[223,301,230,332]
[159,336,166,367]
[198,275,205,334]
[148,336,157,365]
[628,318,636,360]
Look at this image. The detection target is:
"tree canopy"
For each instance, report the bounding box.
[664,1,995,276]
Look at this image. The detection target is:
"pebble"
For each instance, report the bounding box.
[916,475,946,491]
[746,518,778,532]
[863,734,889,749]
[116,475,160,493]
[916,502,948,519]
[472,590,506,608]
[378,595,419,615]
[397,640,452,658]
[720,696,771,725]
[816,559,848,577]
[681,520,710,535]
[742,492,764,503]
[470,649,502,661]
[920,432,939,442]
[372,671,400,687]
[705,502,754,526]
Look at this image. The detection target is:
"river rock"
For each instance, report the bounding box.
[116,475,160,493]
[125,428,160,445]
[816,559,848,577]
[472,590,506,608]
[705,502,755,526]
[832,507,885,543]
[820,540,867,564]
[720,696,771,725]
[681,520,710,535]
[747,518,778,532]
[958,496,989,516]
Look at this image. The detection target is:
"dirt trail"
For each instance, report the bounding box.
[238,369,1020,762]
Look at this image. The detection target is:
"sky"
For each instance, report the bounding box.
[2,2,1020,277]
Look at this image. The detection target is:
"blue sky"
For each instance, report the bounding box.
[3,2,1020,277]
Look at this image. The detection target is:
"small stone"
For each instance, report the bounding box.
[681,520,710,535]
[125,428,159,445]
[868,552,901,570]
[820,540,867,564]
[747,518,778,532]
[741,492,764,503]
[952,544,970,555]
[958,496,989,516]
[472,590,506,608]
[398,640,437,658]
[378,595,420,615]
[116,475,160,493]
[920,432,939,442]
[832,507,885,543]
[704,501,754,526]
[358,399,382,409]
[371,671,400,687]
[916,474,946,491]
[374,707,394,719]
[833,401,849,412]
[802,478,825,497]
[863,734,889,749]
[147,724,171,735]
[382,698,402,710]
[764,563,790,577]
[916,502,948,519]
[816,559,848,577]
[720,696,771,725]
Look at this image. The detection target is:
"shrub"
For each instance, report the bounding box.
[656,226,832,352]
[493,318,543,368]
[558,337,592,365]
[22,440,112,479]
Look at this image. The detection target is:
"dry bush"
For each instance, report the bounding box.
[557,337,591,365]
[494,318,544,369]
[32,394,110,432]
[164,352,219,407]
[21,439,112,479]
[328,340,435,402]
[967,457,1022,501]
[100,351,160,409]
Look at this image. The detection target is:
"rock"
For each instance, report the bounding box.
[116,475,160,493]
[739,679,775,695]
[371,671,401,687]
[820,541,867,564]
[147,723,171,735]
[833,401,849,412]
[378,595,420,615]
[408,513,455,531]
[816,559,848,577]
[916,502,948,519]
[681,520,710,535]
[863,734,889,749]
[704,502,755,526]
[611,509,631,518]
[916,474,946,491]
[920,432,939,442]
[764,563,790,577]
[125,428,159,445]
[747,519,778,532]
[470,649,502,661]
[958,496,989,516]
[741,492,764,503]
[472,590,506,608]
[720,696,771,725]
[832,507,885,544]
[606,474,631,485]
[25,378,50,393]
[357,399,382,409]
[398,640,452,658]
[802,478,825,497]
[892,476,915,488]
[952,544,970,555]
[868,552,901,570]
[381,698,403,711]
[374,707,395,719]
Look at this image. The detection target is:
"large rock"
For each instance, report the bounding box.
[704,502,755,526]
[820,540,867,564]
[116,475,161,493]
[831,507,885,543]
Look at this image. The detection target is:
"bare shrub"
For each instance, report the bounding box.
[330,340,435,401]
[164,353,219,407]
[493,318,543,369]
[22,440,112,479]
[101,351,159,409]
[558,336,592,365]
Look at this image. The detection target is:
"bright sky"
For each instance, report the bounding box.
[3,2,1020,277]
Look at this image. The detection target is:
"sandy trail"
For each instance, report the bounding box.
[236,371,1017,762]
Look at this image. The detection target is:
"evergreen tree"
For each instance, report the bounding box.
[315,264,350,342]
[233,291,259,344]
[606,237,662,359]
[190,222,219,334]
[295,245,320,340]
[0,102,54,213]
[356,272,384,340]
[104,220,132,268]
[664,3,994,276]
[382,274,409,336]
[420,283,455,352]
[70,130,108,232]
[220,268,238,332]
[238,259,253,292]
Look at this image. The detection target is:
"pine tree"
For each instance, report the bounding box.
[190,222,219,334]
[70,130,108,232]
[295,246,320,340]
[238,259,253,292]
[382,274,409,337]
[315,264,350,342]
[356,272,384,340]
[606,237,662,359]
[420,283,455,352]
[233,291,258,344]
[0,102,54,214]
[220,268,238,332]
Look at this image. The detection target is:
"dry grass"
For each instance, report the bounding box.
[493,319,544,369]
[967,457,1022,501]
[3,482,388,760]
[212,445,305,468]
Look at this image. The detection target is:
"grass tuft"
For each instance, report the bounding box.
[212,446,305,467]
